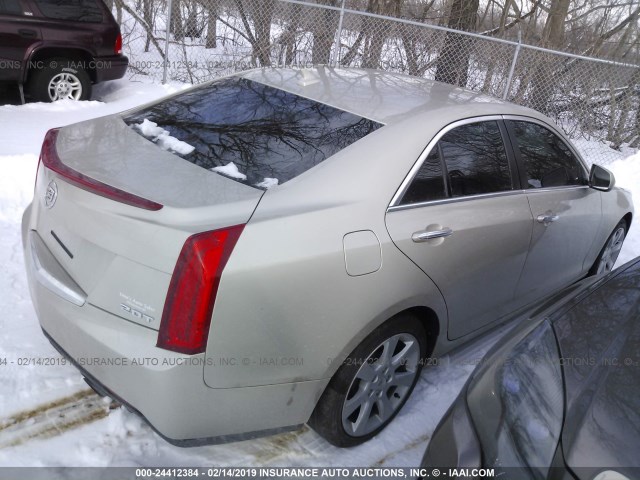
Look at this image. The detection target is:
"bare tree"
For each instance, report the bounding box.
[311,0,339,65]
[434,0,480,87]
[235,0,274,66]
[362,0,403,68]
[528,0,571,112]
[206,1,218,49]
[143,0,153,52]
[171,0,184,41]
[279,2,303,64]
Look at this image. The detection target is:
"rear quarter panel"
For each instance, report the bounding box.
[203,116,454,389]
[202,102,571,389]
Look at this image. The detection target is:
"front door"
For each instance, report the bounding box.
[506,119,601,303]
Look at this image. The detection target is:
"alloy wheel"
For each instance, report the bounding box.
[341,333,420,437]
[597,226,625,274]
[48,73,83,101]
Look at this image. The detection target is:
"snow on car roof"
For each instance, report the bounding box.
[240,66,538,125]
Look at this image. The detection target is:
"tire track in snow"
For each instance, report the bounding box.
[0,389,114,448]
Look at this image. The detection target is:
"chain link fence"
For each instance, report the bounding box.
[111,0,640,166]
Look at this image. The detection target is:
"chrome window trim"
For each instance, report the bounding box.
[388,115,505,209]
[388,189,527,212]
[500,114,591,179]
[387,114,592,213]
[526,185,590,194]
[387,184,590,213]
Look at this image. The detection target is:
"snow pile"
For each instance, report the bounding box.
[0,78,188,157]
[256,177,279,189]
[132,119,195,156]
[610,151,640,267]
[211,162,247,180]
[134,118,166,138]
[0,154,38,225]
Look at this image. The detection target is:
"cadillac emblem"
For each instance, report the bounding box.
[45,180,58,209]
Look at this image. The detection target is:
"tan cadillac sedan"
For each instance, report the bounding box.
[22,67,633,447]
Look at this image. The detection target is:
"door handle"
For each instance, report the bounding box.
[537,213,560,225]
[412,227,453,242]
[18,29,37,38]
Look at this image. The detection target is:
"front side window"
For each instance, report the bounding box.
[400,120,512,205]
[33,0,103,22]
[509,121,586,189]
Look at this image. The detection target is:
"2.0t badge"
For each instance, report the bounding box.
[44,180,58,209]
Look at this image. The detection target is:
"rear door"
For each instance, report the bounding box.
[506,118,601,304]
[385,118,533,340]
[0,0,41,82]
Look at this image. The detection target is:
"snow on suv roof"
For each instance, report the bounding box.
[240,67,533,125]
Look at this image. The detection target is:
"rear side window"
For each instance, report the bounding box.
[440,121,512,197]
[400,120,512,205]
[401,147,446,204]
[33,0,103,22]
[509,120,586,189]
[124,77,383,189]
[0,0,22,14]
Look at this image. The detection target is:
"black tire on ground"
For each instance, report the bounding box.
[308,313,427,447]
[588,219,628,276]
[26,57,91,102]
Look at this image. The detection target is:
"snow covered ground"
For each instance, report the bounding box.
[0,78,638,467]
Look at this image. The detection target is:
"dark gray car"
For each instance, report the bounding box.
[422,256,640,480]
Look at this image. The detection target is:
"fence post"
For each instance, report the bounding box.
[162,0,173,84]
[331,0,346,67]
[503,29,521,100]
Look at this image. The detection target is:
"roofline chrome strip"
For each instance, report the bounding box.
[387,114,591,211]
[387,115,504,209]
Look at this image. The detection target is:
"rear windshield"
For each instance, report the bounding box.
[123,77,383,190]
[33,0,103,22]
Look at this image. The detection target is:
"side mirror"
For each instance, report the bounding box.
[589,164,615,192]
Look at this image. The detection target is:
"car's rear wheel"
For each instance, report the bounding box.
[27,58,91,102]
[590,219,627,276]
[308,313,426,447]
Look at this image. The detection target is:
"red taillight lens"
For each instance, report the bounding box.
[40,128,162,211]
[114,33,122,54]
[157,225,245,355]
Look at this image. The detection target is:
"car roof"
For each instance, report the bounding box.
[240,66,545,125]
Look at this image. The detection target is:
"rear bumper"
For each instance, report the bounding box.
[93,55,128,83]
[22,207,324,444]
[42,329,303,446]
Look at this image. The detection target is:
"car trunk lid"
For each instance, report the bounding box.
[29,116,263,331]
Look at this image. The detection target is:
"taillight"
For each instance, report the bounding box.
[157,225,245,355]
[114,33,122,55]
[39,128,162,211]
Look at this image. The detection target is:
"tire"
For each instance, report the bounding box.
[589,219,627,276]
[308,313,427,447]
[26,57,91,102]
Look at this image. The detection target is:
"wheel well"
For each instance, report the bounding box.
[400,306,440,358]
[27,48,96,83]
[623,212,633,230]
